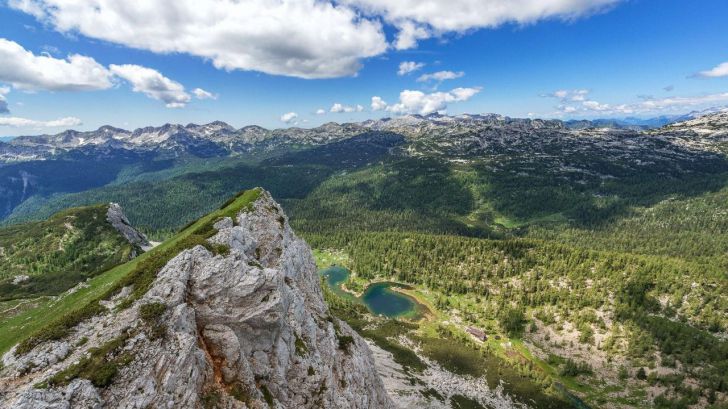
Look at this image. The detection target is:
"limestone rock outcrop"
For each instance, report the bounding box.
[106,203,151,251]
[1,190,392,408]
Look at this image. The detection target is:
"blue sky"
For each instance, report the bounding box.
[0,0,727,136]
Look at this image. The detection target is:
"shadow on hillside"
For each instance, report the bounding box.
[477,137,728,229]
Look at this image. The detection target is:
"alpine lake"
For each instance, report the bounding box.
[319,265,429,319]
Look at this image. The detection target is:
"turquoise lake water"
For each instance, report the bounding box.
[320,266,424,319]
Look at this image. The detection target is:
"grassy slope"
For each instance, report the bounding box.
[0,188,262,356]
[0,204,135,301]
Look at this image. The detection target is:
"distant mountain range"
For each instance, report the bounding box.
[2,109,727,164]
[566,106,728,130]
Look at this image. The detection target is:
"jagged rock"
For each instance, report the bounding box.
[0,190,393,409]
[13,379,102,409]
[106,203,151,251]
[2,341,70,377]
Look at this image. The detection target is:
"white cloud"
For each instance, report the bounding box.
[697,62,728,78]
[636,93,728,111]
[109,64,191,108]
[545,89,590,101]
[398,61,425,76]
[582,100,610,111]
[0,116,82,128]
[0,86,9,114]
[552,91,728,116]
[0,38,196,108]
[344,0,622,49]
[384,86,481,115]
[371,96,387,111]
[330,103,360,113]
[315,108,326,115]
[280,112,298,123]
[394,21,430,50]
[0,38,113,91]
[193,88,217,100]
[417,70,464,83]
[10,0,388,79]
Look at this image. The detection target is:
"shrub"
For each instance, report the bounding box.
[139,302,167,340]
[47,332,131,388]
[337,335,355,353]
[295,334,308,356]
[497,306,526,335]
[559,358,593,377]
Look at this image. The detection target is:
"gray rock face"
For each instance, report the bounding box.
[106,203,151,251]
[12,379,102,409]
[1,190,392,409]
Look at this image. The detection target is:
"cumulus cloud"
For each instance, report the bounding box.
[371,96,387,111]
[0,38,113,91]
[398,61,425,76]
[10,0,388,79]
[109,64,191,108]
[544,89,590,101]
[394,21,430,50]
[545,89,608,114]
[0,38,197,108]
[380,87,481,115]
[0,116,82,128]
[582,100,610,111]
[697,62,728,78]
[344,0,622,49]
[280,112,298,124]
[315,108,326,115]
[193,88,217,100]
[417,70,464,83]
[330,103,362,113]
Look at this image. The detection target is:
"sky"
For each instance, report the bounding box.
[0,0,727,136]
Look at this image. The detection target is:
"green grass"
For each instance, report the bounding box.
[45,332,132,388]
[0,188,262,356]
[312,249,349,269]
[0,204,135,300]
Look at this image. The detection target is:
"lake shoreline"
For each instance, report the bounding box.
[320,265,431,320]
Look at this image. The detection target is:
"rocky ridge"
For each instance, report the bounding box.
[0,190,392,408]
[3,111,726,163]
[106,203,151,252]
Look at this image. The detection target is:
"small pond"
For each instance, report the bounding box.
[320,266,427,319]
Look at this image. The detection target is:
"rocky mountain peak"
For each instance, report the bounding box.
[1,189,392,408]
[106,203,151,252]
